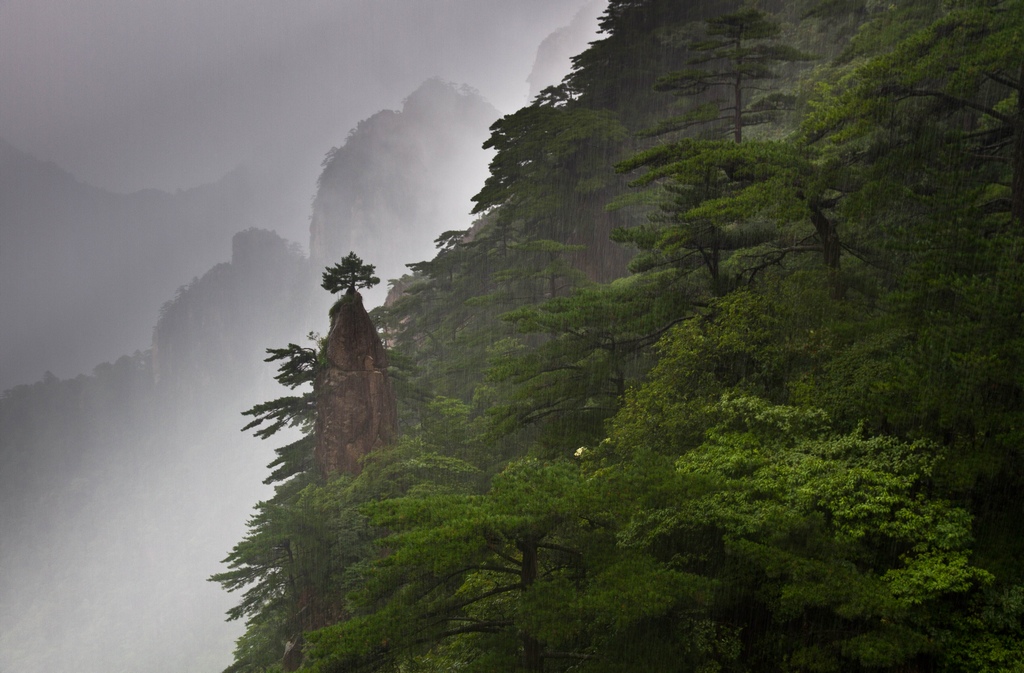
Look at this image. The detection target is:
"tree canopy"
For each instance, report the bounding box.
[321,252,380,295]
[214,2,1024,671]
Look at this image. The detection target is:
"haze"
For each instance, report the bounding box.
[0,2,603,672]
[0,0,602,389]
[2,0,589,197]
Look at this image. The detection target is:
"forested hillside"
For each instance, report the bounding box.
[220,0,1024,671]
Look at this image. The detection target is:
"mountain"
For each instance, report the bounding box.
[0,138,261,390]
[308,79,499,307]
[526,0,604,99]
[6,0,1023,671]
[152,228,310,392]
[0,229,318,673]
[0,77,505,673]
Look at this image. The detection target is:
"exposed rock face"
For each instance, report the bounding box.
[314,290,396,476]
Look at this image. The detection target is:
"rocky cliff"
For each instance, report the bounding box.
[314,290,396,476]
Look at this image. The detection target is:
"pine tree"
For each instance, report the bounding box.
[321,252,380,296]
[647,8,814,142]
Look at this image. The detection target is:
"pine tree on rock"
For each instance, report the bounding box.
[315,254,396,477]
[321,252,381,296]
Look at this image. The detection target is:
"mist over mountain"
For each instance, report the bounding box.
[152,228,311,393]
[526,0,604,98]
[0,0,603,392]
[309,78,499,308]
[0,4,606,672]
[0,138,265,390]
[0,0,590,195]
[4,1,1020,672]
[0,76,513,673]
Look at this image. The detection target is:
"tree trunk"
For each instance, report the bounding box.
[733,36,744,144]
[1011,63,1023,228]
[809,203,843,300]
[734,72,743,144]
[518,538,543,672]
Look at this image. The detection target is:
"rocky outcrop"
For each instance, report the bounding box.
[313,290,396,476]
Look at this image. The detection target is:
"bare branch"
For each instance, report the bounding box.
[537,542,582,556]
[983,69,1022,91]
[882,85,1017,127]
[543,651,600,661]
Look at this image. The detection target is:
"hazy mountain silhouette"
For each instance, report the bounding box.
[526,0,604,98]
[0,78,503,673]
[309,79,499,308]
[0,138,260,390]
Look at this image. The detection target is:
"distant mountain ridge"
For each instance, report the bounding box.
[309,79,499,307]
[526,0,604,98]
[0,138,259,390]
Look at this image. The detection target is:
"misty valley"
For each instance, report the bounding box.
[2,1,1023,673]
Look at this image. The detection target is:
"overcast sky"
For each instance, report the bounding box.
[0,0,596,196]
[0,4,605,671]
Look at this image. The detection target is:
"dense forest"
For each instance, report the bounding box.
[217,0,1024,671]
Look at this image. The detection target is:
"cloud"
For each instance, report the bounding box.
[0,0,591,193]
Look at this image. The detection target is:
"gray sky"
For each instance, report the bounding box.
[0,5,607,672]
[0,0,594,195]
[0,0,606,389]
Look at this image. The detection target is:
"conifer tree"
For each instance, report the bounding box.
[212,4,1024,672]
[647,8,813,142]
[321,252,380,295]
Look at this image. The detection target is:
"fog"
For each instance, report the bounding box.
[2,0,590,199]
[0,0,603,389]
[0,1,603,672]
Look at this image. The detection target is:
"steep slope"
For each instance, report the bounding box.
[526,0,605,99]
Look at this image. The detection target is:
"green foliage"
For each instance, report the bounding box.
[216,2,1024,671]
[647,9,815,142]
[240,336,320,483]
[487,270,694,453]
[211,477,379,672]
[599,392,993,671]
[566,0,729,129]
[470,100,634,289]
[304,457,597,673]
[321,253,380,295]
[372,218,521,407]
